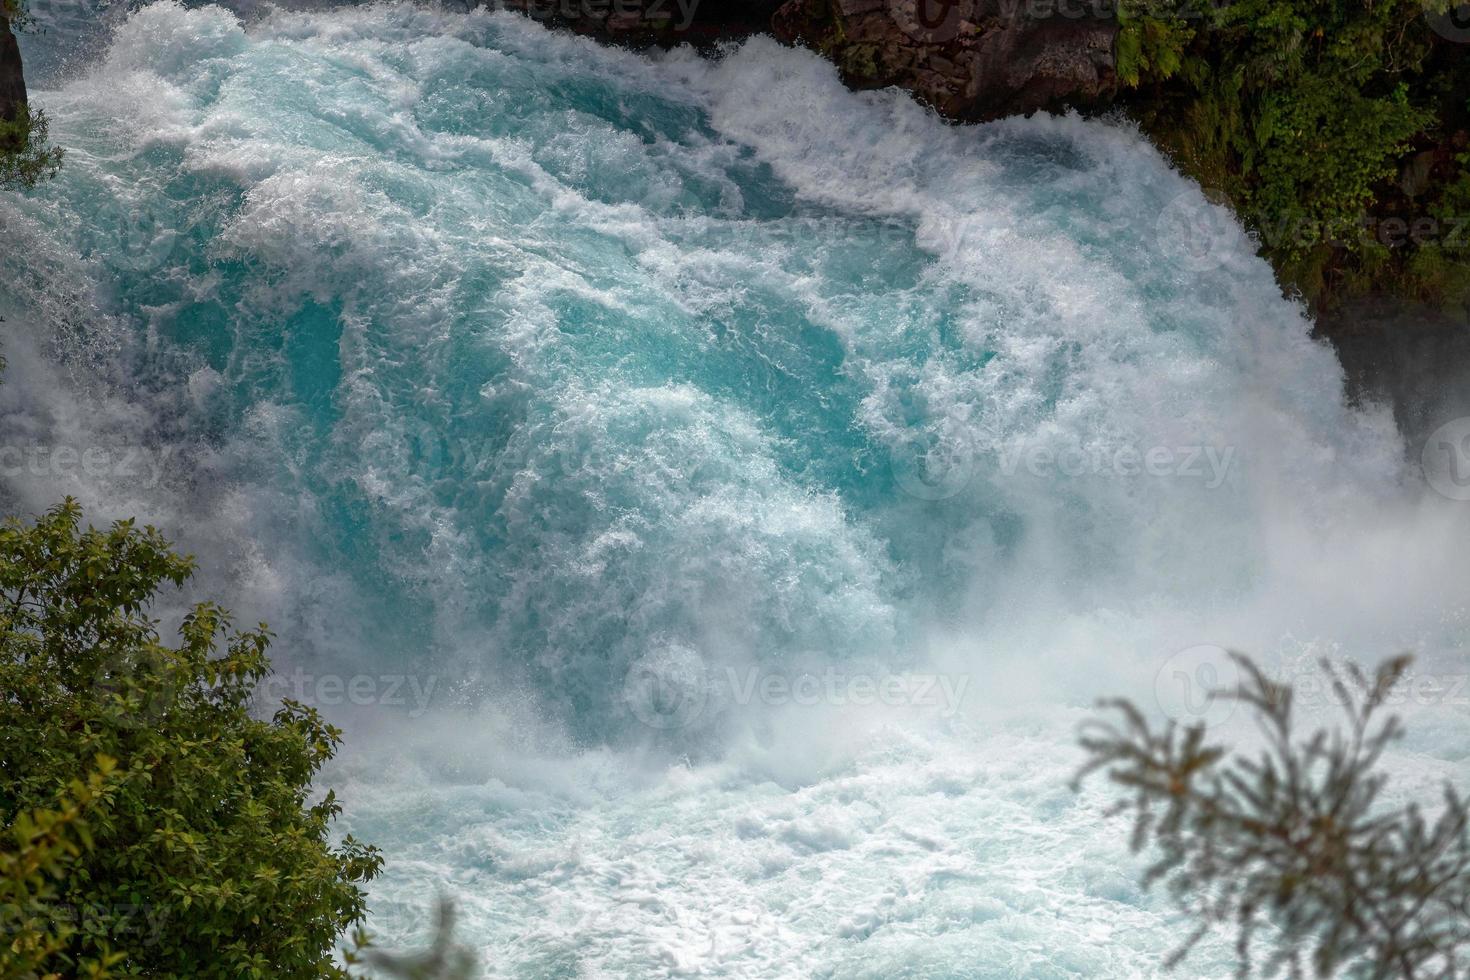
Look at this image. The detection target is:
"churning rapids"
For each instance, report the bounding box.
[3,3,1470,975]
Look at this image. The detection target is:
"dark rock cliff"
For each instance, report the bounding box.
[498,0,1117,120]
[772,0,1117,120]
[0,13,26,127]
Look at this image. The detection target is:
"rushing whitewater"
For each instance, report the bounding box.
[3,3,1469,975]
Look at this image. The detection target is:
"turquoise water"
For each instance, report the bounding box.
[4,4,1470,975]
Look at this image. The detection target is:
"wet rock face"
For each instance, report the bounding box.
[0,13,25,126]
[773,0,1119,120]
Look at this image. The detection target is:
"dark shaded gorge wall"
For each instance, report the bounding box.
[0,12,25,127]
[771,0,1118,120]
[501,0,1120,120]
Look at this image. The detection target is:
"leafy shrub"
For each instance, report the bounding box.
[0,104,63,190]
[1,0,64,190]
[0,500,383,978]
[1076,653,1470,978]
[1,759,122,979]
[1117,0,1469,312]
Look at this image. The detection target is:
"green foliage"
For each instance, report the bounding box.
[2,0,64,190]
[0,105,63,190]
[1405,146,1470,304]
[0,500,383,978]
[1117,0,1468,310]
[1,758,124,979]
[1077,654,1470,978]
[1114,5,1192,88]
[1251,81,1428,262]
